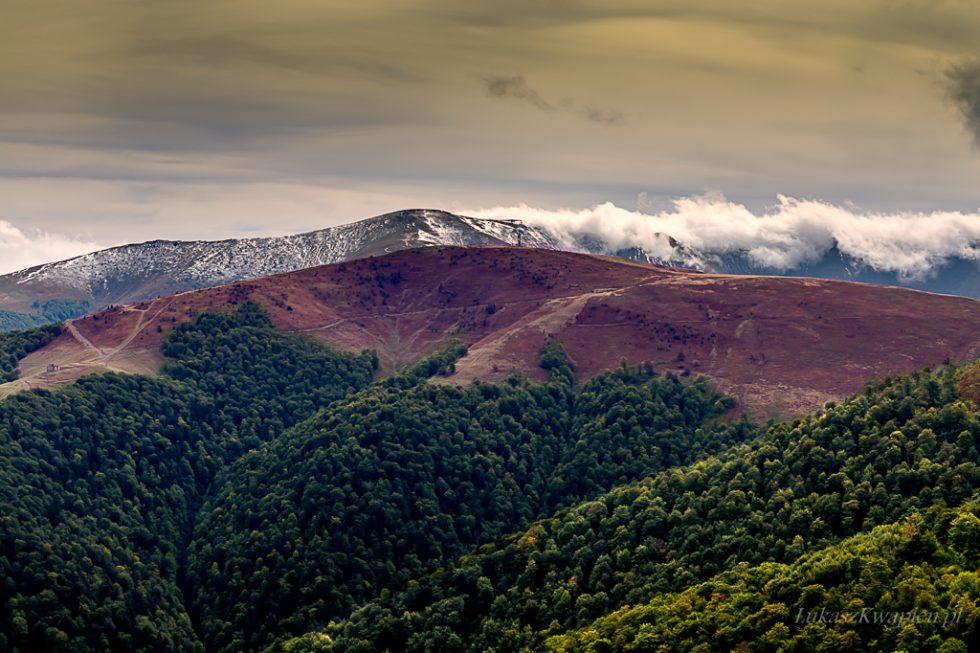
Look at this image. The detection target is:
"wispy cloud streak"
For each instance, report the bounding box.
[947,60,980,147]
[483,75,624,125]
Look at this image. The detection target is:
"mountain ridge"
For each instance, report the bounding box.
[0,210,560,329]
[5,245,979,419]
[3,208,978,331]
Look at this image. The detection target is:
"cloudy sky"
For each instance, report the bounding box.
[1,0,979,272]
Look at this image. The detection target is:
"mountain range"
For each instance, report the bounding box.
[2,208,977,331]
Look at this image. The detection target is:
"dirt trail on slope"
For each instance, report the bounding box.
[67,321,104,356]
[2,298,173,396]
[446,285,630,384]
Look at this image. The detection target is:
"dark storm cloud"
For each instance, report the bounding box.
[483,75,625,125]
[946,60,980,147]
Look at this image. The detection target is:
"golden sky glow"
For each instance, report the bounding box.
[1,0,979,264]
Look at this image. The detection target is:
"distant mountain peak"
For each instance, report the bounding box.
[1,208,977,332]
[0,210,565,331]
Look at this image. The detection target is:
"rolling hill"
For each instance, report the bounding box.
[6,246,979,419]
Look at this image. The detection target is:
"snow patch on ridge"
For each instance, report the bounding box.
[3,210,563,304]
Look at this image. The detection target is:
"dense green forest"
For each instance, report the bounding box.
[0,300,91,334]
[538,503,979,653]
[186,353,748,653]
[1,303,978,653]
[0,311,43,334]
[0,323,62,382]
[295,366,980,652]
[1,306,377,651]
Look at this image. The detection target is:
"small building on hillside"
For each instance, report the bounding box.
[46,363,60,373]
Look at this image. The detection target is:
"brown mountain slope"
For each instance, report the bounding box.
[6,246,980,418]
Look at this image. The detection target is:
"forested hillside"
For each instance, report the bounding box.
[0,306,378,652]
[0,306,754,652]
[1,303,978,652]
[299,365,980,652]
[185,354,748,653]
[0,301,92,334]
[539,503,980,653]
[0,323,62,382]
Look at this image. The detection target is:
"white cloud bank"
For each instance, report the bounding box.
[469,196,980,281]
[0,220,104,275]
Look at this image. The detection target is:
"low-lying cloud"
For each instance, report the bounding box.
[0,220,104,275]
[468,196,980,281]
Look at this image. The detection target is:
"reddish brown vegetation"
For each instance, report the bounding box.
[14,246,980,418]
